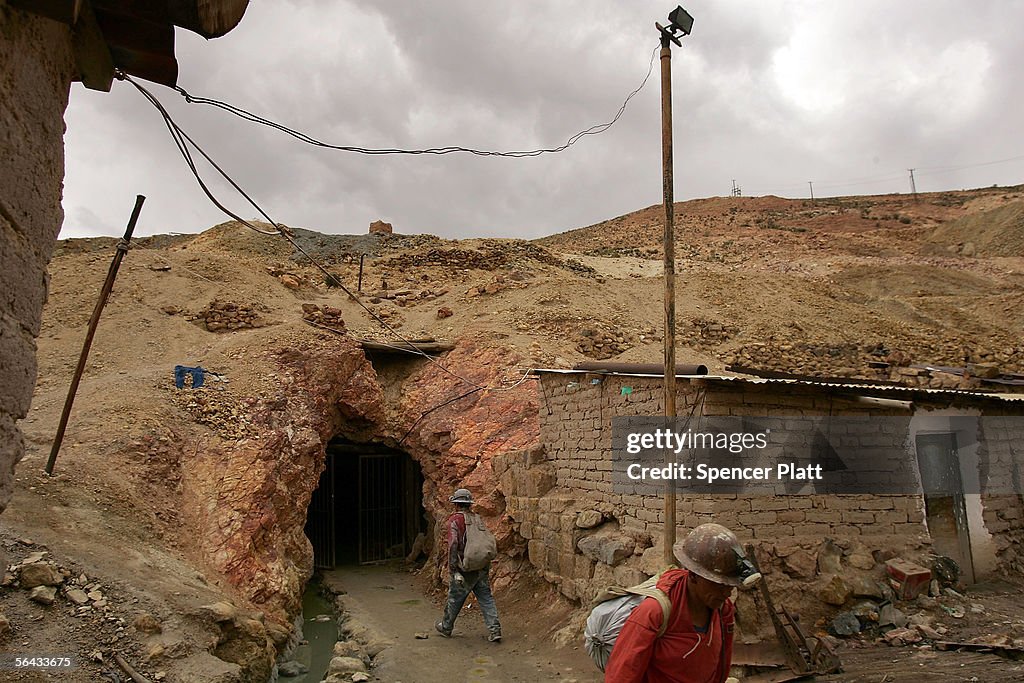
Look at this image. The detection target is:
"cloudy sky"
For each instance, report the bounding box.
[61,0,1024,240]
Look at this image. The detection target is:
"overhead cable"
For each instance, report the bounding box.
[169,46,659,157]
[117,70,536,394]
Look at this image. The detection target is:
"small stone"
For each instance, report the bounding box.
[0,612,11,639]
[197,601,237,623]
[29,586,57,605]
[575,510,604,529]
[883,627,921,646]
[328,656,367,675]
[65,589,89,606]
[352,674,370,682]
[134,613,163,634]
[829,612,861,636]
[436,307,453,319]
[277,660,309,677]
[847,553,875,570]
[333,640,366,660]
[414,632,429,639]
[879,603,908,628]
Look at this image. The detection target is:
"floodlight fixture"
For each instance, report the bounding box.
[668,6,694,36]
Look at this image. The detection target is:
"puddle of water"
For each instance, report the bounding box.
[287,581,338,683]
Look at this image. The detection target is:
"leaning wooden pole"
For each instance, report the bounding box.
[659,36,678,567]
[46,195,145,475]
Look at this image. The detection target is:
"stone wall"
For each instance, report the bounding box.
[500,373,1024,608]
[0,4,76,513]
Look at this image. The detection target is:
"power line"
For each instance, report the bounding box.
[168,47,659,158]
[117,70,536,395]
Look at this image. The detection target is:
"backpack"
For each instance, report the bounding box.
[459,512,498,572]
[584,574,672,672]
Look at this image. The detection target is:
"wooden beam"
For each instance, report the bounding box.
[8,0,81,25]
[72,0,115,92]
[166,0,250,38]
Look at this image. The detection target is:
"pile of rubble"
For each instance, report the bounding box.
[677,317,740,348]
[466,273,531,297]
[265,265,322,290]
[381,241,595,274]
[575,324,637,359]
[190,300,269,332]
[169,390,258,440]
[302,304,346,332]
[365,286,449,306]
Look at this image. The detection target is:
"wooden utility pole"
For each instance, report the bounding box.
[658,24,679,568]
[46,195,145,475]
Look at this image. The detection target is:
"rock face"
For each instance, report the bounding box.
[368,220,393,235]
[0,9,77,516]
[179,334,538,626]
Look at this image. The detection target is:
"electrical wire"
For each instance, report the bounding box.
[117,70,537,394]
[169,46,659,158]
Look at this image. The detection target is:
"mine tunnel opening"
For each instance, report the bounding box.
[305,438,426,567]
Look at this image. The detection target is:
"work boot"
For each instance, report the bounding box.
[488,629,502,643]
[435,621,452,638]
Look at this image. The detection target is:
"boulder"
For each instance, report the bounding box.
[782,549,817,579]
[19,562,63,588]
[849,576,885,599]
[66,589,90,606]
[29,586,57,605]
[577,533,636,567]
[133,613,163,634]
[0,612,10,639]
[829,612,861,636]
[819,576,852,606]
[817,540,843,575]
[277,661,308,677]
[328,656,367,675]
[197,601,237,623]
[369,220,393,235]
[575,510,604,529]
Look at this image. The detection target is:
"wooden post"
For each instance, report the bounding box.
[660,35,678,567]
[46,195,145,475]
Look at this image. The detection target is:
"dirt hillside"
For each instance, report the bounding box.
[3,185,1024,681]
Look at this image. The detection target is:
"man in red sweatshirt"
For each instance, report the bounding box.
[604,524,759,683]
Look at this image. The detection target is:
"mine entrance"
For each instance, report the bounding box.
[916,432,975,583]
[306,439,425,567]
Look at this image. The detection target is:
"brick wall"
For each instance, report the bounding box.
[502,373,1023,604]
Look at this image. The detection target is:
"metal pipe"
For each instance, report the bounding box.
[572,361,708,376]
[357,253,365,292]
[46,195,145,475]
[659,37,678,567]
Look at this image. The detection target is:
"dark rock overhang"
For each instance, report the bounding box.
[9,0,249,89]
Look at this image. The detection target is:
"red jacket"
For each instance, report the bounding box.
[446,512,467,572]
[604,569,735,683]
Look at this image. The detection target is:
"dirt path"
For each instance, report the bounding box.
[323,565,602,683]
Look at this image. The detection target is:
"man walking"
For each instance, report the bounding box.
[604,524,758,682]
[435,488,502,642]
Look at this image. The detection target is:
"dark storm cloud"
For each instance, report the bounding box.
[61,1,1024,240]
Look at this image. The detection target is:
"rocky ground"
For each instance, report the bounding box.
[2,186,1024,680]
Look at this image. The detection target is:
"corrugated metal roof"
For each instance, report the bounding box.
[531,368,1024,404]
